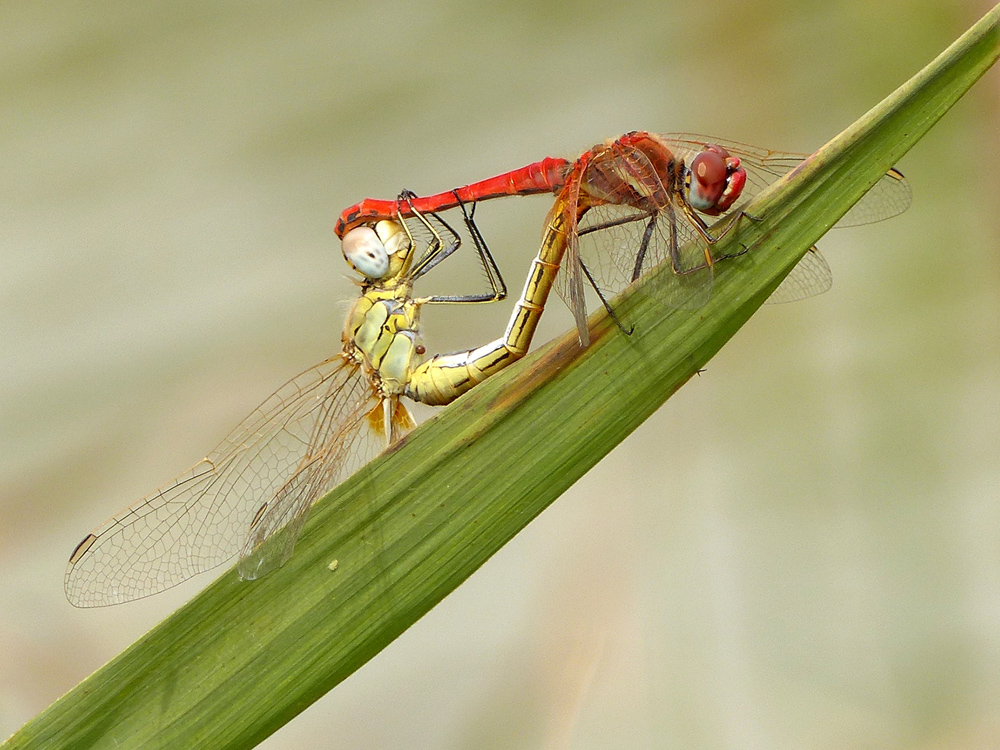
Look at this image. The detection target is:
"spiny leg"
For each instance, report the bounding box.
[631,213,658,282]
[399,190,455,279]
[421,194,508,304]
[399,191,510,305]
[677,199,761,267]
[578,257,634,336]
[455,196,507,302]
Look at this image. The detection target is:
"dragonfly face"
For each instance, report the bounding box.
[341,219,413,283]
[683,143,747,216]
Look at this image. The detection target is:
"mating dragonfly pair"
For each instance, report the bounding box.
[65,131,911,607]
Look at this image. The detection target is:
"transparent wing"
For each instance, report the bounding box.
[564,202,714,311]
[554,143,714,321]
[765,247,833,304]
[238,396,415,581]
[560,172,592,346]
[65,355,380,607]
[662,133,912,227]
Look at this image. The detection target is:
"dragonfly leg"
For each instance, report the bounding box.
[456,197,507,302]
[715,244,751,262]
[631,213,659,282]
[666,202,702,275]
[400,191,451,278]
[675,200,718,271]
[579,258,633,336]
[420,195,509,304]
[403,192,509,305]
[701,210,758,262]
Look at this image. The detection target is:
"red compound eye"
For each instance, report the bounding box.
[687,144,746,214]
[687,149,728,211]
[692,149,727,191]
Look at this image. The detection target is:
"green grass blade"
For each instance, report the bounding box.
[7,6,999,749]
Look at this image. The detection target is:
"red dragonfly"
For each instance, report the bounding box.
[336,132,911,345]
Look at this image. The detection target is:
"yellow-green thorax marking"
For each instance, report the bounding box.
[343,285,422,397]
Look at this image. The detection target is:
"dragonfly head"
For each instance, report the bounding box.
[685,144,746,215]
[341,220,412,282]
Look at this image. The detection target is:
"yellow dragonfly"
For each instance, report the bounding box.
[65,194,579,607]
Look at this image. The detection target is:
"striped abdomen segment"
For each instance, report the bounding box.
[405,199,575,406]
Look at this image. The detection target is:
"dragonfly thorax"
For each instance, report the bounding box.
[343,288,423,396]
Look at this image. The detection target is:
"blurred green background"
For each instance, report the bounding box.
[3,1,999,747]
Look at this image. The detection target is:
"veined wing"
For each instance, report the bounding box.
[662,133,912,227]
[65,355,378,607]
[238,396,415,581]
[766,247,833,304]
[560,201,715,313]
[571,206,832,307]
[554,144,716,327]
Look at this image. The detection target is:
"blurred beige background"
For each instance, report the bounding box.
[3,1,1000,748]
